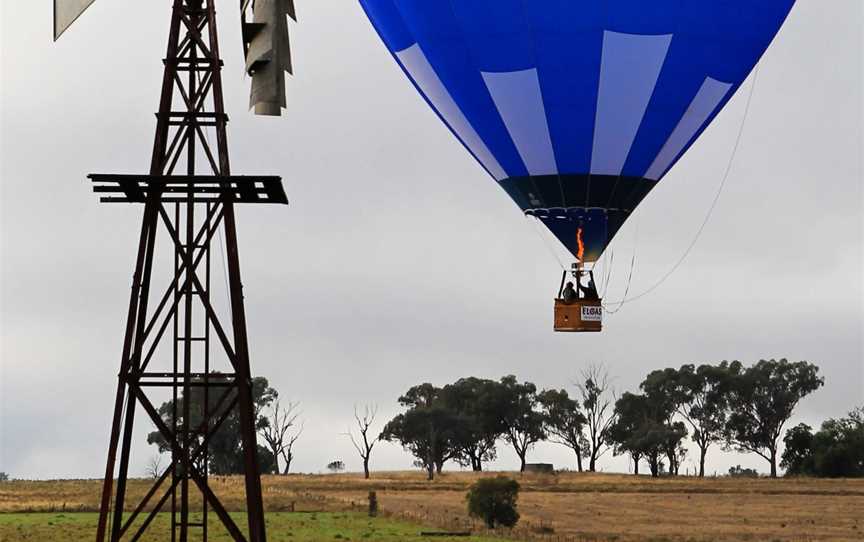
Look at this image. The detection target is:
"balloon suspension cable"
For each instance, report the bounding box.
[602,62,761,310]
[526,214,568,271]
[600,248,614,298]
[604,220,638,315]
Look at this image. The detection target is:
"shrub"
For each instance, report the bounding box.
[782,408,864,478]
[0,472,8,482]
[327,460,345,473]
[465,476,520,529]
[728,465,759,478]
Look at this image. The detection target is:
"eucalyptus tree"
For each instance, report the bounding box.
[538,389,589,471]
[724,359,823,477]
[609,392,687,477]
[782,407,864,478]
[640,368,687,474]
[439,377,505,471]
[607,392,650,475]
[379,383,459,480]
[147,375,278,475]
[498,375,547,472]
[674,363,738,477]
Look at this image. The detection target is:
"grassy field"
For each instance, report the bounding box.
[0,511,504,541]
[2,471,863,541]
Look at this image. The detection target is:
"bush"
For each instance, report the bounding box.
[0,472,8,482]
[782,408,864,478]
[327,460,345,473]
[466,476,520,529]
[728,465,759,478]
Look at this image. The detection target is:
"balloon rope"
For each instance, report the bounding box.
[602,63,762,309]
[600,248,614,298]
[604,219,638,314]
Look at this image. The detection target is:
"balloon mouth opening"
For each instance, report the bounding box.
[527,207,608,263]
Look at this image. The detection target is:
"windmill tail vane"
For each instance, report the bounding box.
[54,0,296,116]
[242,0,297,116]
[53,0,96,40]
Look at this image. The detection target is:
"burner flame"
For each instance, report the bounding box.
[576,226,585,262]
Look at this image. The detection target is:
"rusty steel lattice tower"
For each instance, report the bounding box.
[89,1,287,540]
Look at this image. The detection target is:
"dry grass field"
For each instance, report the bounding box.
[2,471,863,541]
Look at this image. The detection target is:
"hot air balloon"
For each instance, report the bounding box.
[358,0,796,331]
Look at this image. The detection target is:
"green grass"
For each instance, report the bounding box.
[0,512,505,541]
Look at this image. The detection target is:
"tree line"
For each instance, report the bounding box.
[378,359,825,478]
[144,358,860,480]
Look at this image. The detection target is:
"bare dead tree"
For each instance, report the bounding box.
[280,421,304,474]
[144,454,163,480]
[260,400,301,474]
[345,404,380,479]
[576,363,617,472]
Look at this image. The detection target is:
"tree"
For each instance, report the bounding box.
[608,392,687,478]
[659,420,688,476]
[380,409,450,480]
[498,376,547,472]
[327,460,345,473]
[147,374,279,475]
[466,477,520,529]
[260,400,302,474]
[673,363,737,477]
[439,378,505,471]
[278,420,304,475]
[640,369,689,475]
[781,423,815,475]
[380,384,459,480]
[576,364,616,471]
[538,389,588,472]
[782,407,864,478]
[256,444,277,475]
[724,359,824,477]
[810,407,864,477]
[144,455,164,480]
[346,404,380,479]
[607,393,647,475]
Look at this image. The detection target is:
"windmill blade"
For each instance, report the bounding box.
[242,0,295,116]
[54,0,97,40]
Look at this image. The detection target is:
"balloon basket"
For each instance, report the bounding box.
[554,299,603,332]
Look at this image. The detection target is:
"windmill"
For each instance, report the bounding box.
[54,1,296,541]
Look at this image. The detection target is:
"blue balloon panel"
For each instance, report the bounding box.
[359,0,795,260]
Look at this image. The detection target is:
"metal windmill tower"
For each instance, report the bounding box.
[55,1,297,540]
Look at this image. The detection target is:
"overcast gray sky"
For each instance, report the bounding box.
[1,1,862,480]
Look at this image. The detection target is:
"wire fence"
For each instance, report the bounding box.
[339,496,614,542]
